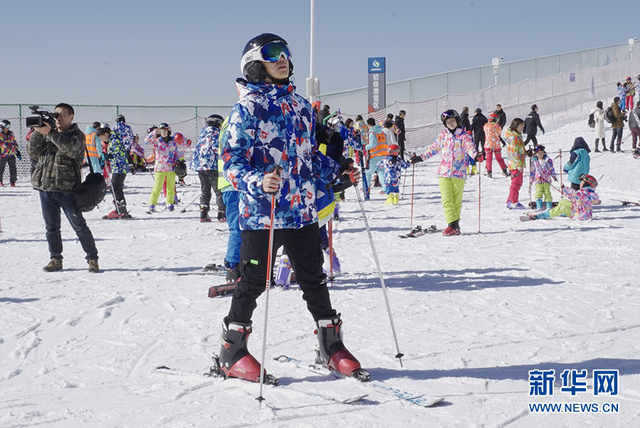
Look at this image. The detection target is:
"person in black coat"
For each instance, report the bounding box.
[524,104,545,147]
[494,104,507,129]
[471,108,488,154]
[460,107,471,132]
[494,104,507,146]
[394,110,406,160]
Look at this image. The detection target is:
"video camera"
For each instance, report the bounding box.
[25,106,59,128]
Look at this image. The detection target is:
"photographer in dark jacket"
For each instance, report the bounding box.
[28,103,99,273]
[471,108,488,155]
[394,110,406,160]
[524,104,545,147]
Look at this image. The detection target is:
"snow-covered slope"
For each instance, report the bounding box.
[1,110,639,427]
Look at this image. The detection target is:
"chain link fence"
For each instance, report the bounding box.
[315,42,640,152]
[0,104,234,179]
[3,42,638,179]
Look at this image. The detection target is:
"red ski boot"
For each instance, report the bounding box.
[210,317,278,384]
[315,315,370,381]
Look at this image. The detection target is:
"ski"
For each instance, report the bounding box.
[399,225,423,238]
[203,263,223,271]
[520,213,538,222]
[207,283,238,298]
[176,270,226,277]
[369,382,445,407]
[612,199,640,206]
[399,225,441,238]
[273,356,369,404]
[528,201,558,209]
[160,355,366,406]
[275,355,444,407]
[102,214,133,220]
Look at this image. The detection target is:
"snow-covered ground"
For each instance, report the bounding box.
[1,110,639,428]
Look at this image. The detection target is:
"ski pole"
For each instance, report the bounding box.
[559,149,563,189]
[257,166,281,408]
[328,218,334,287]
[105,174,120,215]
[478,161,481,233]
[528,155,532,205]
[353,184,404,367]
[401,167,408,200]
[410,163,415,230]
[180,193,202,213]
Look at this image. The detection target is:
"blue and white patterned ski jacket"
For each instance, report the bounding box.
[222,78,341,230]
[376,156,410,188]
[190,125,219,171]
[113,122,134,151]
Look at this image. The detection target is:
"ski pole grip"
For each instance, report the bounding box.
[264,165,282,194]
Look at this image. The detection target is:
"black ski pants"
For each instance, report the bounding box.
[198,170,225,213]
[473,133,485,153]
[0,155,17,184]
[523,134,538,147]
[227,222,336,324]
[111,173,127,206]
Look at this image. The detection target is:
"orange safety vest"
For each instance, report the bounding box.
[369,131,388,158]
[85,132,100,158]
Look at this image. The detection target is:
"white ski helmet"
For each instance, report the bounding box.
[240,33,293,84]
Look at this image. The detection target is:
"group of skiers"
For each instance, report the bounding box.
[343,100,600,234]
[587,76,640,156]
[8,31,608,389]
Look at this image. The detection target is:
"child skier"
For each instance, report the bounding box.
[505,118,527,210]
[617,82,627,111]
[213,33,365,384]
[146,123,181,212]
[483,112,509,178]
[377,144,409,205]
[97,127,132,219]
[525,174,599,221]
[529,145,558,210]
[410,109,477,235]
[0,120,19,187]
[564,137,591,190]
[191,114,226,222]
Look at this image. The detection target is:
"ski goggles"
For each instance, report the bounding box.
[0,122,9,129]
[247,41,291,63]
[441,110,458,122]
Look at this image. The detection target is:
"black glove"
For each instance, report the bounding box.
[16,150,22,160]
[474,152,483,162]
[409,154,423,164]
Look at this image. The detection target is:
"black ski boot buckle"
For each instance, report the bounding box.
[205,353,227,378]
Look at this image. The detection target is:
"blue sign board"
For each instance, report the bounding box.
[368,57,386,73]
[368,57,386,112]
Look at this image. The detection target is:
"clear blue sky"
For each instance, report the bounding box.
[4,0,635,107]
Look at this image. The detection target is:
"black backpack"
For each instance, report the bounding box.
[588,112,595,128]
[605,107,615,124]
[73,148,107,212]
[74,172,107,212]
